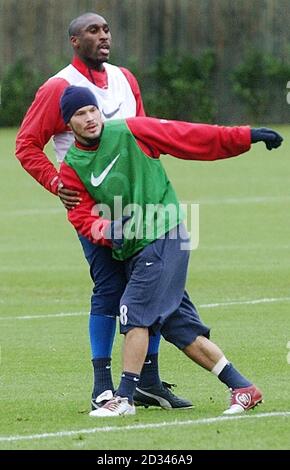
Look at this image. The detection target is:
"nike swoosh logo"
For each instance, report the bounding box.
[145,262,154,266]
[102,103,122,119]
[91,154,120,187]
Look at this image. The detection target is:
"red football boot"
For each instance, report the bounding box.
[223,385,263,415]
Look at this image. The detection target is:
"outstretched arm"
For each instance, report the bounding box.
[126,117,251,160]
[126,117,283,161]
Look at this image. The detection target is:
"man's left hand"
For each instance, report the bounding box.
[251,128,283,150]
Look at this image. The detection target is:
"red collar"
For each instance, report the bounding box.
[72,56,108,89]
[75,140,100,151]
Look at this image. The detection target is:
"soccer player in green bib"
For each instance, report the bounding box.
[60,85,283,417]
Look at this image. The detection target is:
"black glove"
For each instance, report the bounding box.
[104,216,131,249]
[251,128,283,150]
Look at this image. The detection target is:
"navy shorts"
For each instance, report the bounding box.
[119,224,210,349]
[78,234,126,316]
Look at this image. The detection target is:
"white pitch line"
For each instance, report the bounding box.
[1,411,290,443]
[2,196,290,218]
[199,297,290,308]
[0,208,64,217]
[1,297,290,321]
[182,196,290,205]
[0,311,88,320]
[0,266,85,273]
[197,244,290,251]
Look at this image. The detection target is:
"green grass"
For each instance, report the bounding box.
[0,126,290,450]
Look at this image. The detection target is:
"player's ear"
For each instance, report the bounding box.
[70,35,80,48]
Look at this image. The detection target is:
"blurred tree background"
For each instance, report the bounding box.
[0,0,290,126]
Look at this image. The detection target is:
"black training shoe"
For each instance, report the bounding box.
[91,389,114,411]
[134,381,193,409]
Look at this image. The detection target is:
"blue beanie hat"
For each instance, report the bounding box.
[60,86,99,124]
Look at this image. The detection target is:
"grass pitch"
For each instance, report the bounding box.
[0,126,289,450]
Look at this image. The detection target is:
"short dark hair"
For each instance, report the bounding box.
[68,12,104,37]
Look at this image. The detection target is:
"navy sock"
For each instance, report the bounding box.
[138,353,161,388]
[218,363,252,389]
[92,357,114,398]
[148,332,161,354]
[116,371,140,404]
[89,315,115,398]
[89,314,116,358]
